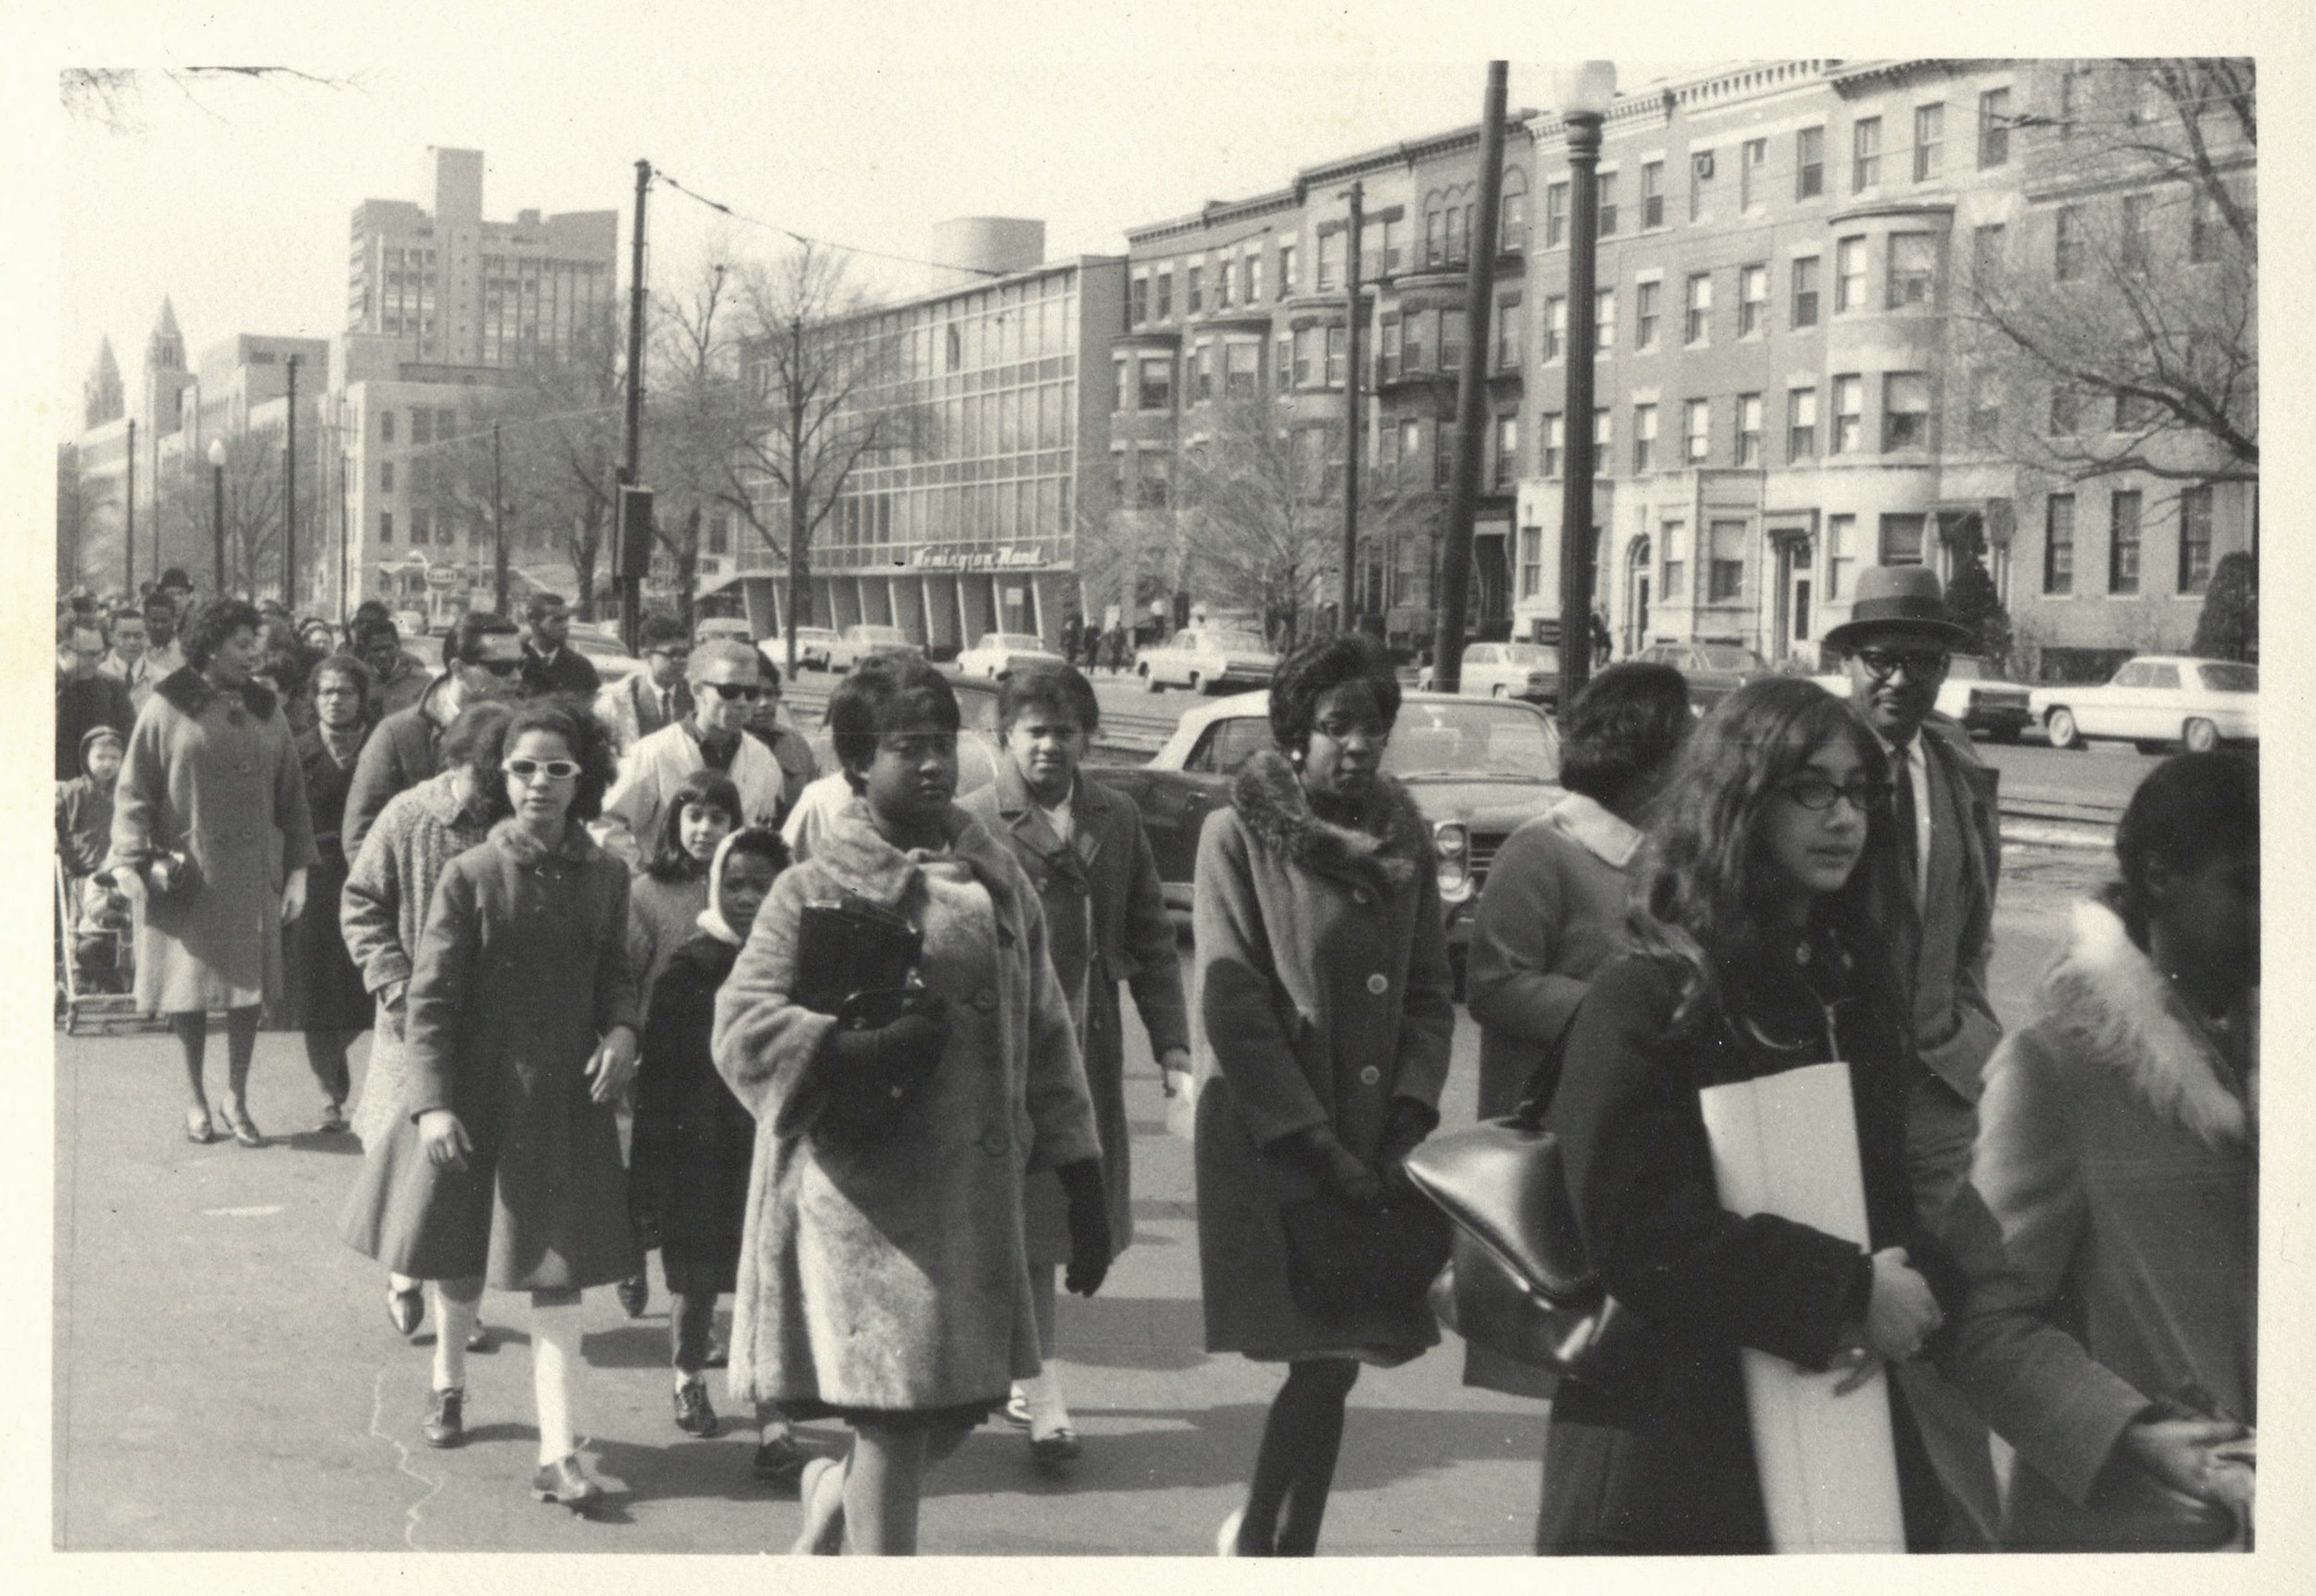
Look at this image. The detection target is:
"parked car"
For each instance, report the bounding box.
[761,626,841,672]
[1454,641,1559,703]
[827,623,924,672]
[2031,656,2259,753]
[1631,640,1774,715]
[392,609,431,642]
[802,673,1003,795]
[955,632,1065,680]
[1135,626,1278,695]
[1091,691,1564,962]
[693,616,754,647]
[564,622,645,683]
[1808,653,2034,741]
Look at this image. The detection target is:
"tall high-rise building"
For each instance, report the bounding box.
[346,146,619,368]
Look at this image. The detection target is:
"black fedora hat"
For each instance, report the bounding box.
[1823,564,1975,650]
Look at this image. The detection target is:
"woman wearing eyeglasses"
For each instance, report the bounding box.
[1536,677,1964,1552]
[341,701,643,1513]
[598,639,793,869]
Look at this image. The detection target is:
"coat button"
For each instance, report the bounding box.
[1359,1066,1382,1087]
[973,988,998,1014]
[1366,973,1389,995]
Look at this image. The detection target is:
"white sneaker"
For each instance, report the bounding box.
[1217,1508,1245,1556]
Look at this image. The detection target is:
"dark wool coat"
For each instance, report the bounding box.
[1949,898,2256,1551]
[961,759,1189,1263]
[630,934,755,1295]
[338,820,641,1291]
[521,642,601,703]
[342,675,455,860]
[283,725,374,1032]
[57,671,135,779]
[1539,941,1962,1553]
[1190,750,1455,1362]
[107,671,317,1016]
[711,801,1101,1415]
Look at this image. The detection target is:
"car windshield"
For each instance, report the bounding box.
[1946,656,1997,681]
[995,635,1045,650]
[856,627,907,643]
[1381,701,1561,781]
[2198,662,2258,693]
[1693,647,1765,672]
[1208,633,1269,652]
[1502,644,1554,665]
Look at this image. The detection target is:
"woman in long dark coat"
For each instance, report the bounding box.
[629,827,790,1468]
[340,701,641,1512]
[286,653,377,1133]
[108,597,317,1147]
[1191,636,1454,1555]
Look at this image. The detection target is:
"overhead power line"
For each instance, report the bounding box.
[652,170,1006,280]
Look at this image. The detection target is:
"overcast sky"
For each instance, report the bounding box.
[49,6,1706,434]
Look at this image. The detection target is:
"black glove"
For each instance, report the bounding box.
[1378,1097,1440,1200]
[817,1008,946,1140]
[1057,1158,1113,1297]
[1270,1125,1384,1207]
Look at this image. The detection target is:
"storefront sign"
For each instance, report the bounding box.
[912,543,1049,572]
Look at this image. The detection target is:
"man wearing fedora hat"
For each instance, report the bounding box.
[1826,562,2006,1544]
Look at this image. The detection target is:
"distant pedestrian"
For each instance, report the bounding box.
[57,615,134,780]
[340,701,641,1511]
[519,591,601,703]
[353,614,433,719]
[629,827,801,1479]
[285,654,377,1135]
[342,612,525,858]
[1590,610,1613,669]
[1193,635,1454,1556]
[1059,612,1083,666]
[1101,625,1127,674]
[596,614,695,760]
[107,597,318,1148]
[714,659,1107,1554]
[740,658,821,822]
[57,726,130,993]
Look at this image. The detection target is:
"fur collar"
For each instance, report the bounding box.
[154,665,277,723]
[2038,898,2250,1149]
[487,815,605,866]
[808,797,1022,916]
[1229,748,1428,892]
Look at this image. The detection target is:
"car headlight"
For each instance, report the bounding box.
[1434,823,1470,894]
[1435,823,1468,859]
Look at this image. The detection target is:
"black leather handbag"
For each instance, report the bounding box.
[1400,1098,1618,1377]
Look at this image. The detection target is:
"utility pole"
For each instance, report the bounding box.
[1555,63,1616,704]
[785,310,805,682]
[125,418,136,593]
[284,354,299,609]
[493,420,509,614]
[1432,61,1510,696]
[337,444,351,622]
[1337,181,1364,635]
[620,157,651,654]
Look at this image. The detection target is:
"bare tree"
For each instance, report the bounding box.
[721,244,928,675]
[157,423,317,598]
[483,328,625,615]
[62,67,365,133]
[645,258,754,636]
[1960,59,2256,485]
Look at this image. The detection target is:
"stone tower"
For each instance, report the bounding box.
[84,335,124,430]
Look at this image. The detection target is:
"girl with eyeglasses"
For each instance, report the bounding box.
[342,701,643,1513]
[1536,676,1965,1552]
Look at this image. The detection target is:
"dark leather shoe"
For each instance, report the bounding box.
[318,1101,349,1135]
[673,1378,720,1438]
[464,1321,495,1353]
[531,1453,602,1513]
[422,1387,464,1449]
[753,1432,809,1488]
[615,1276,649,1318]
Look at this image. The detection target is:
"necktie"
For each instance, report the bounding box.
[1890,740,1920,900]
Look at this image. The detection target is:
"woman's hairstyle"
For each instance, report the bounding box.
[181,597,264,672]
[309,651,374,701]
[1628,677,1897,1031]
[1267,634,1402,752]
[647,769,744,882]
[828,656,961,785]
[497,700,618,823]
[998,661,1100,735]
[442,609,518,670]
[2112,751,2259,947]
[1556,662,1694,812]
[438,701,519,823]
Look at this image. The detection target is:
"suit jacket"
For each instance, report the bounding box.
[343,675,456,859]
[521,642,601,702]
[597,671,695,758]
[1871,713,2003,1107]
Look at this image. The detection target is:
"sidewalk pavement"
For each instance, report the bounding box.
[51,846,2097,1554]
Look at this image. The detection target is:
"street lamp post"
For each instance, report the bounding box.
[208,437,228,597]
[1554,60,1616,704]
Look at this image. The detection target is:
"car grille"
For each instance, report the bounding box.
[1468,832,1504,891]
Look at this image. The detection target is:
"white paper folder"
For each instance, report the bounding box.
[1699,1061,1907,1553]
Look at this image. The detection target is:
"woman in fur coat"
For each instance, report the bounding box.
[1955,753,2257,1549]
[712,659,1106,1555]
[1191,636,1455,1556]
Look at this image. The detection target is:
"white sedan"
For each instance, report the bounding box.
[955,632,1065,679]
[1136,627,1278,694]
[1455,642,1560,703]
[825,624,923,672]
[2032,655,2259,752]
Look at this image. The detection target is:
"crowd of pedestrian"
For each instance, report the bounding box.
[55,566,2254,1555]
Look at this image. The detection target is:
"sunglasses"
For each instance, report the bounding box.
[1781,773,1894,812]
[1853,647,1949,683]
[472,659,523,678]
[504,758,580,782]
[699,682,764,702]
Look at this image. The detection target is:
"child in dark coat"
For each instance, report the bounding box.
[57,726,129,991]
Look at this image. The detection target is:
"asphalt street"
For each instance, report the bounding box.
[51,841,2110,1554]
